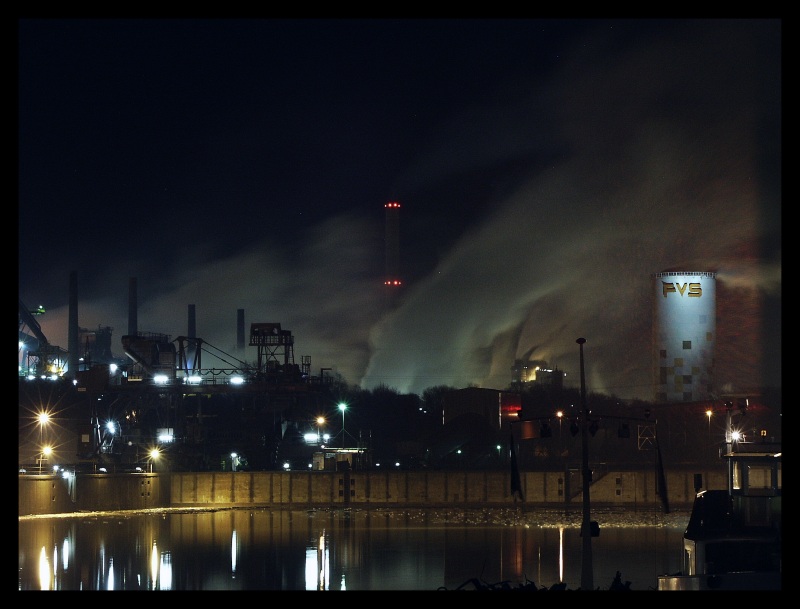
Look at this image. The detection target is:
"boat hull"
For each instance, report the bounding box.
[658,571,781,590]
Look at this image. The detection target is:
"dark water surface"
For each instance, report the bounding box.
[19,507,687,591]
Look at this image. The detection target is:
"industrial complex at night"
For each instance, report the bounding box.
[16,203,780,476]
[18,257,780,479]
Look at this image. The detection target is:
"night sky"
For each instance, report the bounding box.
[18,18,781,400]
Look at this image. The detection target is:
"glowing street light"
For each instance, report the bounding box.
[148,448,161,473]
[338,403,347,448]
[705,409,713,459]
[40,445,52,474]
[37,411,50,444]
[316,416,326,444]
[37,412,51,472]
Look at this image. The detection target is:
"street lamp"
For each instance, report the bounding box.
[555,410,565,464]
[316,417,326,444]
[338,403,347,448]
[37,411,50,430]
[37,412,51,472]
[576,337,593,591]
[148,448,160,473]
[40,445,52,474]
[37,411,50,443]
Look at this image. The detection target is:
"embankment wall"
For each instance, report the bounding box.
[19,467,724,516]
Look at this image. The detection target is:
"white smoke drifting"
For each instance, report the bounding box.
[27,20,780,400]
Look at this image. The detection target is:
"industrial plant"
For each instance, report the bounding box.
[18,264,780,480]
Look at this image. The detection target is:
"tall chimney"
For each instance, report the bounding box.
[67,271,79,380]
[237,309,245,353]
[188,304,196,338]
[188,304,197,369]
[128,277,138,336]
[384,201,402,288]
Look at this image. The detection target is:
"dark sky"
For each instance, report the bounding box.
[18,18,782,400]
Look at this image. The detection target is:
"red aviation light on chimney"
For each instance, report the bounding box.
[384,202,401,208]
[384,279,403,286]
[500,391,522,416]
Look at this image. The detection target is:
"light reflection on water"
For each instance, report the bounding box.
[19,507,687,591]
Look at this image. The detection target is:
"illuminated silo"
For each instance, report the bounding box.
[652,271,716,403]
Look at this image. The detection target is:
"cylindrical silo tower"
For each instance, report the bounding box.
[652,271,716,403]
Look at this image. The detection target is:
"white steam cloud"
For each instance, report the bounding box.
[28,21,780,400]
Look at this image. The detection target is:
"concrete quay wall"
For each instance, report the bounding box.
[19,468,724,516]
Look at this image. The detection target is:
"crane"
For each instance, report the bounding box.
[18,299,67,377]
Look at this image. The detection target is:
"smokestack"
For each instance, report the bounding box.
[67,271,79,380]
[128,277,138,336]
[237,309,245,353]
[188,304,196,338]
[384,201,401,288]
[188,304,197,369]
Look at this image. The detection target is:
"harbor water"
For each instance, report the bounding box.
[19,506,687,591]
